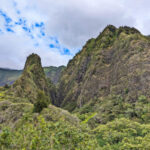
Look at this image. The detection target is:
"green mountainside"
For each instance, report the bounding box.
[1,25,150,149]
[0,66,65,86]
[58,25,150,124]
[58,25,146,110]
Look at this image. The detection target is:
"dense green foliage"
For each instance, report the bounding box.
[0,116,99,150]
[95,118,150,149]
[2,114,150,149]
[33,90,49,113]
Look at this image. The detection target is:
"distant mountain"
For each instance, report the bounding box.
[0,65,65,86]
[0,68,22,86]
[44,66,65,84]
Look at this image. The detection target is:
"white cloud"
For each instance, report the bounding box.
[35,0,136,50]
[0,33,71,69]
[0,0,150,69]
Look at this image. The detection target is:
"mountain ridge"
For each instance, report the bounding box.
[0,65,65,86]
[58,25,150,120]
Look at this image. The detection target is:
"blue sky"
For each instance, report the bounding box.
[0,0,73,69]
[0,0,150,69]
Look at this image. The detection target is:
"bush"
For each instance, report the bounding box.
[33,90,48,113]
[138,95,147,103]
[4,84,9,89]
[0,128,12,149]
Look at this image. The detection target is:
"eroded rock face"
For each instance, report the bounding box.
[58,25,150,111]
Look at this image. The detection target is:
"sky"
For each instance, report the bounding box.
[0,0,150,69]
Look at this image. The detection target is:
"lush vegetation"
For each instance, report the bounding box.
[95,118,150,150]
[33,90,49,113]
[0,115,98,150]
[1,26,150,149]
[2,114,150,149]
[75,94,150,126]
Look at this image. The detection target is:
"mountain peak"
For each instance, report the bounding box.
[101,25,140,36]
[23,53,43,77]
[24,53,41,70]
[11,53,50,102]
[102,25,117,34]
[118,26,141,35]
[85,25,142,50]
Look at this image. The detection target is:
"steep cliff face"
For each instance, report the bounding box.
[10,53,51,103]
[58,25,150,111]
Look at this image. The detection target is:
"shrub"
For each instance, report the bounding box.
[0,128,12,149]
[4,84,9,89]
[33,90,48,113]
[138,95,147,103]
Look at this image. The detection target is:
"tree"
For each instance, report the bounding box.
[33,90,49,113]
